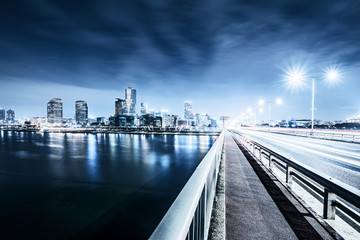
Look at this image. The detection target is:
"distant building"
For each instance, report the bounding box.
[140,114,154,127]
[177,119,196,128]
[347,112,360,123]
[6,109,15,123]
[162,114,178,128]
[162,115,171,128]
[30,117,47,127]
[115,98,125,116]
[210,118,217,127]
[0,108,5,121]
[154,111,161,117]
[140,103,148,116]
[75,100,88,124]
[139,114,161,128]
[197,113,210,127]
[289,119,311,128]
[171,115,178,128]
[184,101,192,119]
[124,87,136,116]
[96,117,106,123]
[47,98,63,123]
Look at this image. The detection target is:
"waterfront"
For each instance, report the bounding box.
[0,131,215,239]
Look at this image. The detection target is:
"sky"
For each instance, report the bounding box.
[1,0,360,122]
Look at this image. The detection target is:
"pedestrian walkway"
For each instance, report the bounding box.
[224,131,335,240]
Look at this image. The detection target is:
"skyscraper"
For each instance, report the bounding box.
[115,98,125,116]
[184,101,192,119]
[6,109,15,123]
[75,100,88,124]
[140,102,148,116]
[0,108,5,121]
[47,98,63,123]
[124,87,136,116]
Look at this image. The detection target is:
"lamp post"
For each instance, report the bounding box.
[259,98,282,131]
[311,77,315,133]
[286,66,340,134]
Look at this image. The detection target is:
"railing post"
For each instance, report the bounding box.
[323,188,336,220]
[269,155,274,171]
[259,150,262,161]
[200,185,206,240]
[286,165,293,188]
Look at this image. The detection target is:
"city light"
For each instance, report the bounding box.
[284,65,342,133]
[327,69,339,81]
[257,97,283,130]
[324,66,341,85]
[283,64,308,90]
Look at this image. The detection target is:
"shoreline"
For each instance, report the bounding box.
[0,128,221,136]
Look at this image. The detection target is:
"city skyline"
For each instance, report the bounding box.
[0,85,359,123]
[1,1,360,121]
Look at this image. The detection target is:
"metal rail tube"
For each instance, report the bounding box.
[149,130,225,240]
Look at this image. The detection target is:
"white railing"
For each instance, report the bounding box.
[252,127,360,143]
[149,130,225,240]
[231,130,360,226]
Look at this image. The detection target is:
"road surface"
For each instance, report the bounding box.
[232,128,360,190]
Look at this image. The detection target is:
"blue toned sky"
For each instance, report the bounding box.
[1,0,360,121]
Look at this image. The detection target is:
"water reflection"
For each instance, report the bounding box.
[87,134,99,181]
[0,132,215,239]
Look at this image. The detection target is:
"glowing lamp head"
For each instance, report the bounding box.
[283,64,307,90]
[276,98,283,105]
[258,99,264,105]
[287,70,306,87]
[326,69,340,82]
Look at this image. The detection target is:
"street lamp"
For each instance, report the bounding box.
[246,106,264,126]
[259,98,282,130]
[287,66,340,133]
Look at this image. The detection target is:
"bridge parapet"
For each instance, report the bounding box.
[150,130,224,240]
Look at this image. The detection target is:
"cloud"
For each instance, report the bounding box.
[1,0,360,87]
[1,0,360,120]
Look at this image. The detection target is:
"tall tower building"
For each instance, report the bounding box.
[184,101,192,119]
[0,108,5,121]
[140,103,148,116]
[115,98,125,116]
[124,87,136,116]
[6,109,15,123]
[47,98,63,123]
[75,100,88,124]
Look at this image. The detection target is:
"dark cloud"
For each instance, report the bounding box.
[1,0,360,119]
[1,0,359,87]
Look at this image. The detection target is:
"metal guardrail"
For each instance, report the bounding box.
[266,129,360,143]
[231,130,360,225]
[149,130,225,240]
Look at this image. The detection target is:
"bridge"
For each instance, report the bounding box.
[150,128,360,240]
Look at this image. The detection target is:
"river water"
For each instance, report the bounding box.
[0,131,215,239]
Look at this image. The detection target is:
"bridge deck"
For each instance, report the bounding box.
[224,131,335,240]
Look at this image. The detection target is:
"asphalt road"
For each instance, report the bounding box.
[232,128,360,190]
